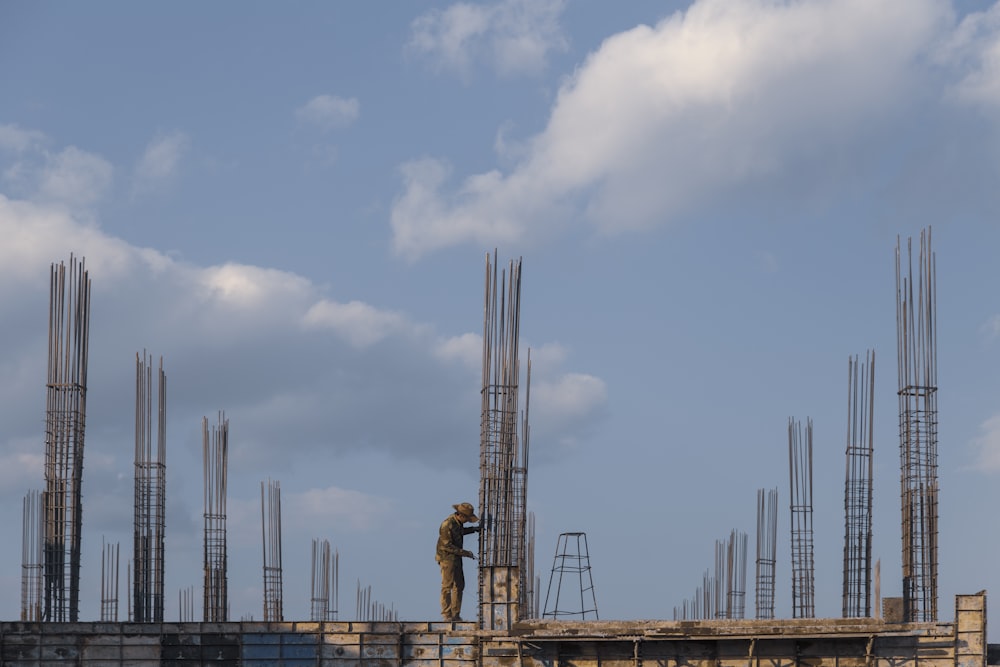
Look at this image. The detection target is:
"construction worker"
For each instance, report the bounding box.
[436,502,480,621]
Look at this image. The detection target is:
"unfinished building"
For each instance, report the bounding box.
[1,239,994,666]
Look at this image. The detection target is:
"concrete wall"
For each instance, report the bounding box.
[0,593,987,667]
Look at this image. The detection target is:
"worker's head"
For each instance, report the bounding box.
[453,502,479,523]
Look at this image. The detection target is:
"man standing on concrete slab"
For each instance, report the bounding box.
[436,502,480,622]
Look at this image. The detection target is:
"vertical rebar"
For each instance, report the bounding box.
[133,352,166,622]
[261,478,283,621]
[21,490,43,621]
[788,417,815,618]
[896,228,939,622]
[478,251,530,628]
[203,412,229,621]
[755,487,778,619]
[310,539,339,621]
[726,529,748,619]
[843,351,875,617]
[42,255,91,622]
[100,538,120,622]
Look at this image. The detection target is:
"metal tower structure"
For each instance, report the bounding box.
[542,532,598,620]
[755,487,778,620]
[100,539,120,622]
[788,417,815,619]
[895,228,939,622]
[843,351,875,618]
[21,490,43,621]
[478,252,531,630]
[203,413,229,622]
[133,352,166,622]
[261,479,283,621]
[310,539,339,621]
[43,255,91,622]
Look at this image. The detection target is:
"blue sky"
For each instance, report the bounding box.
[2,0,1000,627]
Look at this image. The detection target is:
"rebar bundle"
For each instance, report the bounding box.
[843,351,875,618]
[100,539,120,622]
[203,413,229,622]
[178,586,197,622]
[755,487,778,619]
[133,352,166,622]
[478,252,531,628]
[788,417,815,618]
[261,479,283,621]
[523,512,538,619]
[310,539,339,621]
[42,255,91,622]
[724,530,748,620]
[21,490,43,621]
[895,228,939,622]
[354,582,398,621]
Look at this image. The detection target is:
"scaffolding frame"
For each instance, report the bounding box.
[788,417,815,619]
[43,255,91,622]
[895,228,939,622]
[542,532,598,620]
[843,351,875,618]
[133,352,166,622]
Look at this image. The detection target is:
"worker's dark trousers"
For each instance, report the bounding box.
[439,557,465,620]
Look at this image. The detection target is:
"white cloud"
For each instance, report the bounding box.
[408,0,568,79]
[303,299,410,348]
[199,262,313,310]
[392,0,951,259]
[0,124,46,153]
[533,373,607,422]
[291,486,393,531]
[134,131,189,195]
[935,2,1000,107]
[971,413,1000,471]
[296,95,360,131]
[434,332,482,371]
[35,146,113,208]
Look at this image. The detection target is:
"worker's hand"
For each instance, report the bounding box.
[471,525,481,533]
[461,550,476,559]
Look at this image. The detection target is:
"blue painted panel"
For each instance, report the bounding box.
[282,643,318,658]
[244,633,282,645]
[243,643,281,659]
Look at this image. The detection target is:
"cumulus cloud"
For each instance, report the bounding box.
[0,124,46,153]
[34,146,113,209]
[408,0,568,79]
[935,2,1000,107]
[392,0,952,259]
[291,486,393,531]
[303,299,410,348]
[133,131,189,195]
[296,94,360,131]
[434,332,482,371]
[971,413,1000,471]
